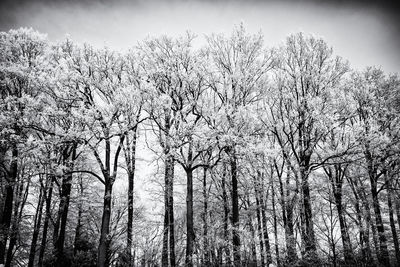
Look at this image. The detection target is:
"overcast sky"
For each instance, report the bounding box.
[0,0,399,72]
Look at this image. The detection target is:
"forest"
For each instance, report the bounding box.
[0,25,400,267]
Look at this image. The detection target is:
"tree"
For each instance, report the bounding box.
[204,23,273,266]
[267,32,349,264]
[0,28,48,266]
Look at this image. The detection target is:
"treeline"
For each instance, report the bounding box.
[0,25,400,267]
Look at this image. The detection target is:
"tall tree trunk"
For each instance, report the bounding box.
[126,170,134,267]
[55,145,76,266]
[396,195,400,234]
[255,184,265,267]
[299,164,317,261]
[285,203,297,264]
[38,176,54,267]
[5,173,27,267]
[247,211,257,266]
[0,146,18,265]
[202,167,210,266]
[124,129,137,267]
[371,187,390,266]
[168,155,176,267]
[365,199,379,264]
[271,179,280,267]
[28,178,46,267]
[162,197,169,267]
[328,165,354,265]
[221,164,231,265]
[161,152,175,267]
[185,167,194,267]
[259,172,272,266]
[386,171,400,266]
[261,195,272,266]
[229,148,241,267]
[365,148,390,266]
[298,112,316,262]
[356,176,379,264]
[97,133,124,267]
[74,176,84,255]
[97,180,113,267]
[347,175,373,265]
[276,163,298,265]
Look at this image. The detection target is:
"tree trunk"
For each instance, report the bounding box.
[259,172,272,266]
[299,164,317,261]
[386,172,400,266]
[74,176,84,255]
[229,148,241,267]
[329,166,354,265]
[162,197,169,267]
[185,167,194,267]
[97,132,124,267]
[54,145,76,266]
[277,164,297,265]
[125,129,137,267]
[365,147,390,266]
[28,178,46,267]
[126,170,134,266]
[355,176,378,264]
[0,146,18,265]
[247,212,257,266]
[168,155,176,267]
[255,185,265,267]
[371,187,390,266]
[202,167,210,266]
[97,181,113,267]
[221,164,231,265]
[365,198,379,264]
[261,195,272,266]
[271,180,280,267]
[161,152,175,267]
[5,173,27,267]
[396,196,400,234]
[38,176,54,267]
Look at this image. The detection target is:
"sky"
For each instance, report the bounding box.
[0,0,399,73]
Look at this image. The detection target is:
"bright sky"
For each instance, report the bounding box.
[0,0,399,73]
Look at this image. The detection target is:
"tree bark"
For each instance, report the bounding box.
[202,167,210,266]
[124,129,137,267]
[185,167,195,267]
[162,196,169,267]
[328,165,354,265]
[365,145,390,266]
[0,146,18,265]
[260,190,272,266]
[97,132,124,267]
[5,172,27,267]
[97,180,113,267]
[255,184,265,267]
[54,145,76,266]
[229,148,241,267]
[221,164,231,265]
[28,177,46,267]
[168,155,176,267]
[271,179,280,267]
[386,171,400,266]
[299,165,317,261]
[276,163,298,265]
[74,176,84,255]
[38,176,54,267]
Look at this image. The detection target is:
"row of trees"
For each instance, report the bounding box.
[1,25,400,266]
